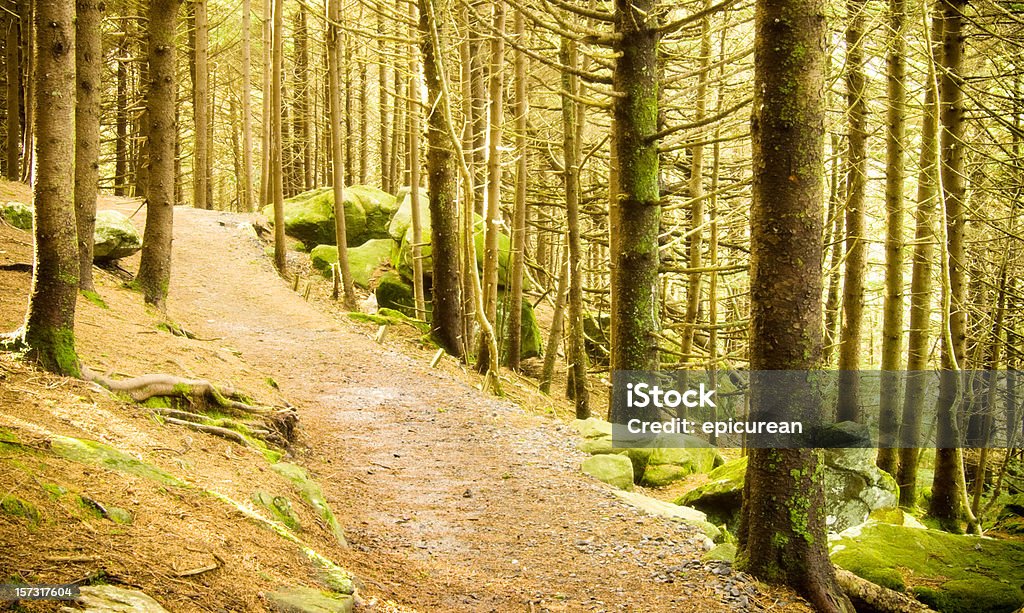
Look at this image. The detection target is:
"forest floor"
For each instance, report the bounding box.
[0,181,810,612]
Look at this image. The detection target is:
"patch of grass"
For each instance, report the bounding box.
[49,435,187,487]
[270,462,347,547]
[79,290,108,309]
[1,495,41,527]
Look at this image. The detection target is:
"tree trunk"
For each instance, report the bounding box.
[929,0,975,534]
[560,35,588,418]
[326,0,356,308]
[877,0,907,474]
[294,5,312,192]
[19,0,34,184]
[270,0,285,273]
[507,7,527,371]
[419,0,464,359]
[837,0,869,423]
[238,0,254,211]
[378,13,390,194]
[609,0,660,373]
[897,20,939,508]
[136,0,182,310]
[5,11,20,181]
[259,0,271,207]
[192,0,209,210]
[737,0,852,610]
[540,242,569,395]
[23,0,80,377]
[476,1,505,376]
[74,0,102,293]
[408,0,426,320]
[114,32,128,196]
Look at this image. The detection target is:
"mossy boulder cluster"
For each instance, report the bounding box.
[675,448,898,533]
[830,521,1024,613]
[572,417,724,489]
[1,204,142,262]
[264,185,398,249]
[310,238,395,288]
[994,493,1024,536]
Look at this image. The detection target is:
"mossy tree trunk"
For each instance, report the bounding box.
[876,0,907,475]
[837,0,869,424]
[419,0,464,359]
[23,0,81,378]
[136,0,182,310]
[929,0,976,534]
[736,0,851,610]
[609,0,661,374]
[74,0,102,293]
[896,14,940,509]
[560,35,589,418]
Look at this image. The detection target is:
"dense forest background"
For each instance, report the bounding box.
[2,0,1024,610]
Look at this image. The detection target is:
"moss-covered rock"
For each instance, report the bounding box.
[49,435,186,487]
[702,543,737,563]
[612,489,720,540]
[396,213,518,288]
[830,521,1024,613]
[264,185,398,249]
[254,491,303,532]
[374,271,417,317]
[310,238,394,288]
[581,454,633,490]
[387,188,430,241]
[499,296,542,362]
[0,201,32,230]
[676,456,747,527]
[823,447,898,532]
[72,585,171,612]
[994,494,1024,536]
[270,462,347,547]
[640,446,722,488]
[93,210,143,262]
[267,586,354,613]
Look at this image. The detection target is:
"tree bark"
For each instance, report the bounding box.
[238,0,255,211]
[136,0,182,310]
[419,0,464,359]
[326,0,356,307]
[609,0,661,374]
[737,0,852,610]
[876,0,907,474]
[506,7,528,371]
[23,0,80,377]
[114,32,128,196]
[74,0,102,293]
[270,0,286,273]
[408,0,426,320]
[5,11,20,181]
[192,0,209,209]
[837,0,869,424]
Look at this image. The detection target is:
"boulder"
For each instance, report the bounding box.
[93,210,143,262]
[639,445,723,487]
[581,454,633,490]
[830,521,1024,613]
[264,185,398,249]
[374,271,417,317]
[676,456,747,527]
[310,239,394,288]
[65,585,170,612]
[386,187,430,241]
[499,296,543,362]
[396,213,517,288]
[0,201,32,230]
[994,494,1024,536]
[266,587,354,613]
[612,489,721,540]
[823,446,898,532]
[676,449,899,533]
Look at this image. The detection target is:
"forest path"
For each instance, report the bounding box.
[110,202,768,612]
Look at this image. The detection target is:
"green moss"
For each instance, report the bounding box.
[0,495,41,526]
[347,308,429,332]
[253,491,302,531]
[141,396,174,409]
[831,522,1024,612]
[270,463,347,547]
[41,483,66,500]
[49,435,186,487]
[79,290,108,309]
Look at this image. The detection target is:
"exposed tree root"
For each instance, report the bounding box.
[81,366,297,449]
[835,569,935,613]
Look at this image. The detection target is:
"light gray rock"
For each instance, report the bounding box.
[581,454,634,490]
[61,585,169,612]
[93,210,142,262]
[267,587,354,613]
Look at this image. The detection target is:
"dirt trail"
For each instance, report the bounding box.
[97,202,799,612]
